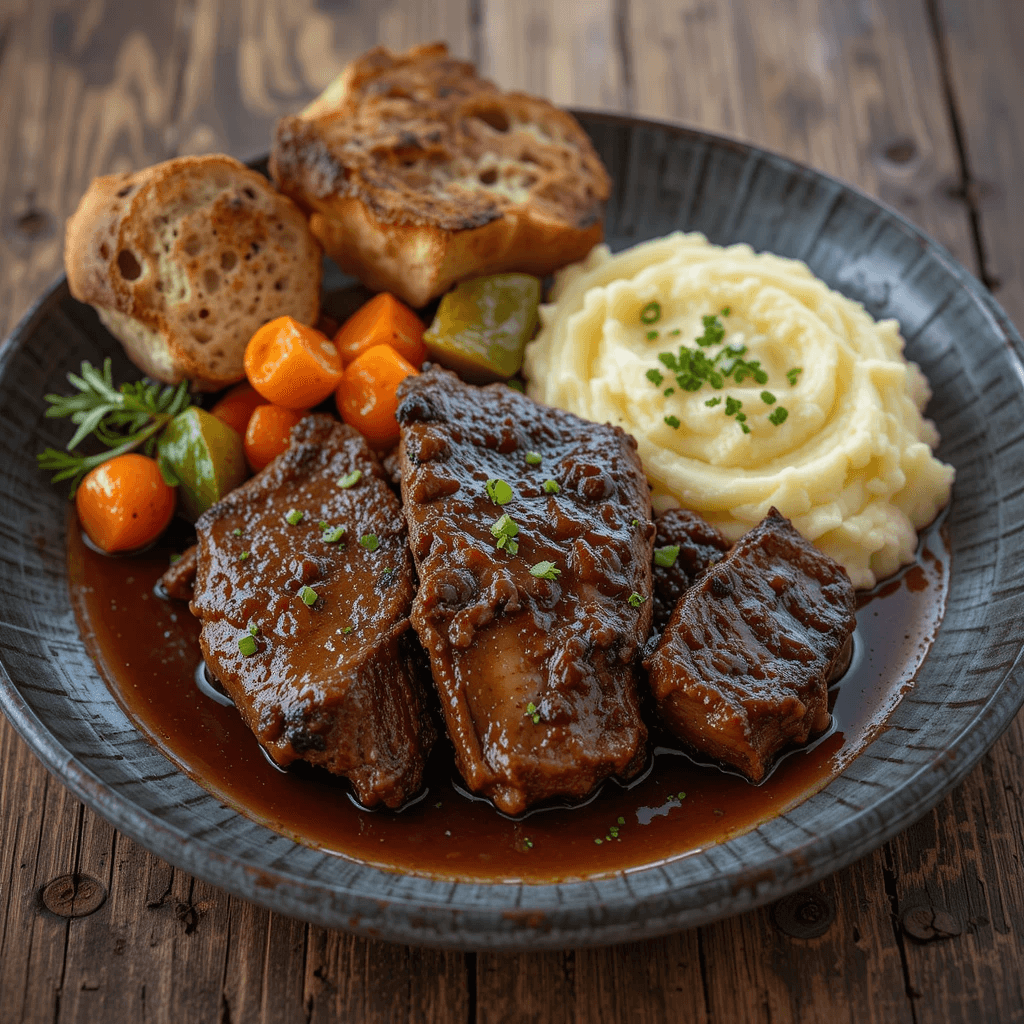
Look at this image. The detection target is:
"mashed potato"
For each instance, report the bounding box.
[524,233,954,588]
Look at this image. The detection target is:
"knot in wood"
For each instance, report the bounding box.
[883,139,917,165]
[771,889,834,938]
[900,904,962,942]
[41,873,107,917]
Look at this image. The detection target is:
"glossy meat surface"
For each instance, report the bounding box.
[651,509,730,634]
[644,508,856,782]
[190,414,434,808]
[396,367,651,815]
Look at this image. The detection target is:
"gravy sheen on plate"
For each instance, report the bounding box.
[524,233,955,588]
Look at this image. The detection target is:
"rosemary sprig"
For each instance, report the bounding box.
[37,358,192,495]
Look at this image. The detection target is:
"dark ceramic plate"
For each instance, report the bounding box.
[1,113,1023,950]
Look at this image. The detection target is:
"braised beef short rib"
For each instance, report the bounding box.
[644,508,856,782]
[396,367,651,815]
[189,414,434,808]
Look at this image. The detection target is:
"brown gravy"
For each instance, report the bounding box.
[68,514,948,883]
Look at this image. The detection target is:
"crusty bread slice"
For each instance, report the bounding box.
[269,43,610,308]
[65,155,322,392]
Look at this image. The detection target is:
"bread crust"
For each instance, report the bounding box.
[270,43,610,307]
[65,155,322,391]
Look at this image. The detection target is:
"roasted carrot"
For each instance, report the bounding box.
[210,381,268,436]
[75,454,176,553]
[335,344,419,449]
[333,293,427,369]
[244,404,307,472]
[244,316,343,409]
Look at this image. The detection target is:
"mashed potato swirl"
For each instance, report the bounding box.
[524,233,954,588]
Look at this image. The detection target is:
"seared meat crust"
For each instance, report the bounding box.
[190,414,434,808]
[644,508,856,782]
[396,367,651,815]
[651,509,730,634]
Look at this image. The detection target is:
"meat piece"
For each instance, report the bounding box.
[643,508,856,782]
[161,544,198,601]
[190,414,434,808]
[651,509,730,633]
[396,367,651,815]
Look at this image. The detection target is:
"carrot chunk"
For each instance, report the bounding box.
[333,293,427,369]
[75,454,176,553]
[335,344,419,449]
[244,316,343,409]
[210,381,269,436]
[244,404,307,472]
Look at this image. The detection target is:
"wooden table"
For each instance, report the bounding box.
[1,1,1021,1020]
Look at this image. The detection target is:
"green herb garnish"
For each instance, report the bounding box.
[529,561,561,580]
[299,585,318,607]
[285,508,304,526]
[705,396,721,408]
[485,478,514,505]
[322,526,346,544]
[525,701,541,724]
[761,391,776,405]
[646,330,659,341]
[786,367,803,386]
[490,513,519,555]
[627,592,646,608]
[238,551,250,562]
[769,407,789,426]
[525,451,542,466]
[337,469,362,489]
[646,368,664,387]
[640,301,662,325]
[542,479,560,494]
[238,635,258,657]
[664,415,681,429]
[231,528,243,537]
[654,545,680,568]
[359,534,379,552]
[36,358,192,495]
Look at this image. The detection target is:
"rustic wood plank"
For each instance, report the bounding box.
[934,0,1024,339]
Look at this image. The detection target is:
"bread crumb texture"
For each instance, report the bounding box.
[65,155,322,391]
[270,42,611,306]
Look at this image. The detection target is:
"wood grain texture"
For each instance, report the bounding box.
[2,0,1024,1020]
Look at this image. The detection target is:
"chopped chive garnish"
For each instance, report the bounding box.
[627,592,647,608]
[640,300,661,325]
[238,635,258,657]
[669,328,681,336]
[769,407,789,426]
[490,513,520,555]
[631,518,640,527]
[654,544,680,568]
[342,626,353,634]
[787,367,803,386]
[740,423,751,434]
[646,330,659,341]
[696,314,725,348]
[646,368,664,386]
[664,415,680,429]
[760,391,777,405]
[663,388,675,397]
[529,560,561,580]
[705,396,722,407]
[359,534,379,552]
[617,816,626,825]
[238,551,250,562]
[725,396,743,417]
[525,451,542,466]
[525,701,541,724]
[485,478,514,505]
[299,585,318,607]
[285,508,304,526]
[247,621,259,636]
[231,528,243,537]
[542,478,560,494]
[337,469,362,489]
[322,526,346,544]
[721,306,731,316]
[594,838,603,845]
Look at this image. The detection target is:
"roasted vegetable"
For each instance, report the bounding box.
[157,407,248,521]
[423,274,541,382]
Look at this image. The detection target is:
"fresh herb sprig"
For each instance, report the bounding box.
[37,359,192,494]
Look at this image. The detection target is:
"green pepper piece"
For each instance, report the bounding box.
[157,407,248,522]
[423,273,541,382]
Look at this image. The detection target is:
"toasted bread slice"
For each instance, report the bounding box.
[65,155,322,392]
[270,43,610,307]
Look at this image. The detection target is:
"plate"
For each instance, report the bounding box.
[2,112,1023,950]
